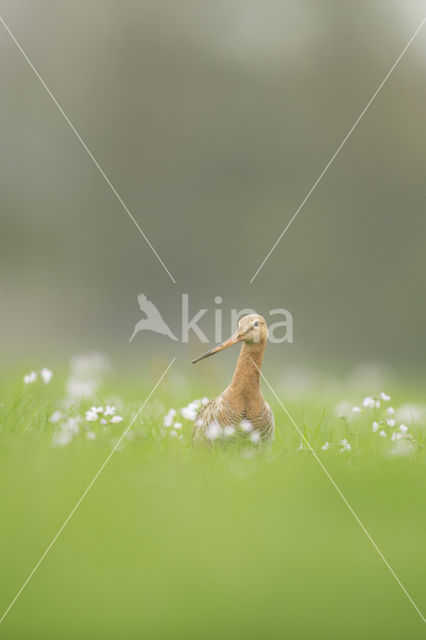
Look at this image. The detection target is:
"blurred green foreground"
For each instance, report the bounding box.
[0,364,425,639]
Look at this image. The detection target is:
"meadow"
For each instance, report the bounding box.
[0,353,425,638]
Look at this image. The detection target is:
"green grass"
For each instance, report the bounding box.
[0,361,425,639]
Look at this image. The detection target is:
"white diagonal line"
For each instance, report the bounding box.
[250,15,426,284]
[0,357,176,625]
[252,359,425,624]
[0,15,176,284]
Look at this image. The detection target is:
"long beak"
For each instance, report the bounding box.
[191,330,245,364]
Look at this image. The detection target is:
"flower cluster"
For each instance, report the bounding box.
[85,405,123,425]
[23,368,53,385]
[162,398,208,439]
[202,419,261,444]
[162,400,262,445]
[51,404,123,447]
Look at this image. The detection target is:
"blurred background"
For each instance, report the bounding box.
[1,1,426,373]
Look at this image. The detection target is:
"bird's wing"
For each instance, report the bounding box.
[137,294,162,320]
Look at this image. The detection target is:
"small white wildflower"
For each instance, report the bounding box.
[223,425,236,437]
[85,409,98,422]
[386,419,395,427]
[396,404,425,425]
[100,418,107,425]
[321,441,330,450]
[52,431,73,447]
[379,430,387,437]
[362,396,375,409]
[63,417,79,434]
[86,431,96,440]
[352,406,361,414]
[240,419,253,433]
[201,397,209,406]
[66,379,94,401]
[163,409,176,427]
[205,423,222,440]
[340,438,351,451]
[93,406,104,414]
[372,421,379,432]
[380,392,391,401]
[40,368,53,384]
[250,431,261,444]
[181,405,198,421]
[391,432,403,442]
[50,410,63,424]
[170,429,178,438]
[399,424,408,434]
[385,407,395,415]
[110,415,123,424]
[24,371,37,384]
[174,422,183,429]
[104,405,116,416]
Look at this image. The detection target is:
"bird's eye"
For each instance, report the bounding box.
[254,321,259,327]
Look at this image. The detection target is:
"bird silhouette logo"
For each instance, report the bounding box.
[129,294,178,343]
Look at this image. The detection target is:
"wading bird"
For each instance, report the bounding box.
[191,314,274,444]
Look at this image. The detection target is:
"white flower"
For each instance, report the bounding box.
[85,409,98,422]
[100,418,107,425]
[66,379,94,401]
[362,396,375,409]
[372,421,379,432]
[50,410,63,423]
[379,430,387,437]
[40,368,53,384]
[163,409,176,427]
[170,429,178,437]
[386,419,395,427]
[396,404,425,425]
[321,441,330,450]
[23,371,37,384]
[223,425,235,437]
[181,405,198,421]
[52,431,73,447]
[380,392,391,401]
[174,422,183,429]
[240,419,253,433]
[335,402,352,419]
[86,431,96,440]
[205,423,222,440]
[63,417,79,434]
[250,431,261,444]
[93,406,103,413]
[110,415,123,424]
[201,397,209,406]
[399,424,408,434]
[104,405,116,416]
[385,407,395,415]
[391,432,403,442]
[340,438,351,451]
[352,406,361,414]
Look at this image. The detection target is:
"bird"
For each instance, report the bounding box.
[129,294,178,342]
[191,314,274,444]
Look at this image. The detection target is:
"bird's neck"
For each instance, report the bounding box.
[229,341,265,397]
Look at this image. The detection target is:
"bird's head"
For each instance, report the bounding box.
[191,314,267,364]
